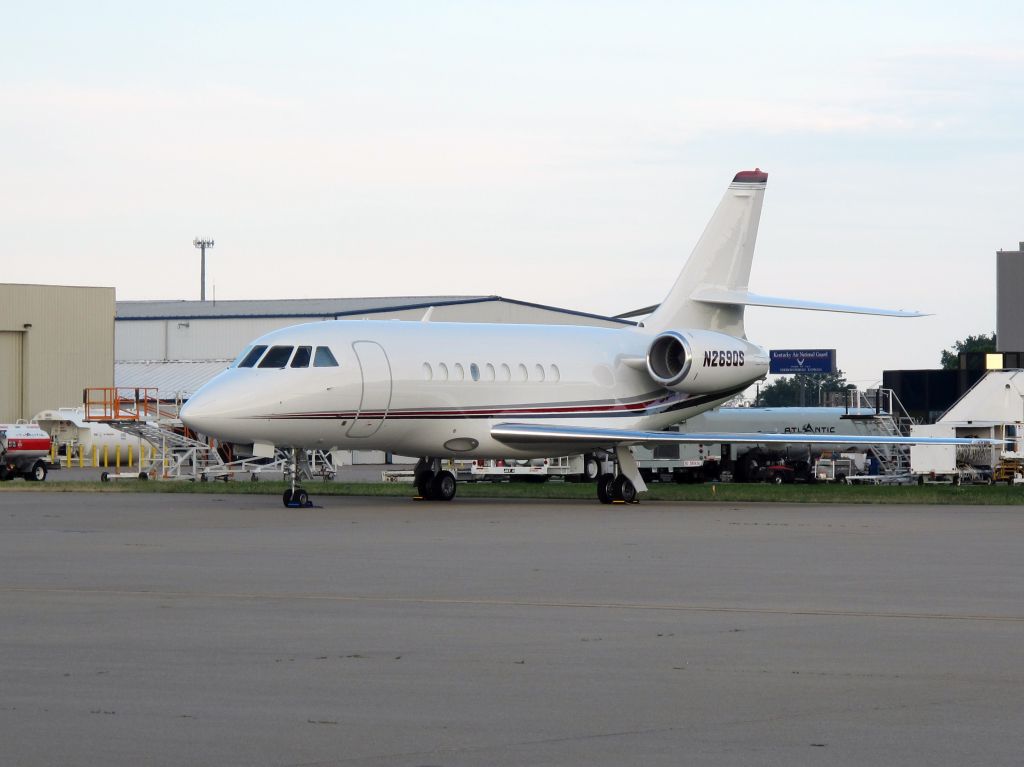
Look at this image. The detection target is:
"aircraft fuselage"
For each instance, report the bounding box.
[181,319,768,458]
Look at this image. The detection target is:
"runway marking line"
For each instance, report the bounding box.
[2,586,1023,623]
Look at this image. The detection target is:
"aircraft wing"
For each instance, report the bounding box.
[491,422,997,449]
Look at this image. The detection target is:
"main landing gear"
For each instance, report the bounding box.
[595,446,647,504]
[413,457,457,502]
[596,473,638,504]
[282,448,312,508]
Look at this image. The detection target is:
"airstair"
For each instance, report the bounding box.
[840,388,916,480]
[83,387,225,480]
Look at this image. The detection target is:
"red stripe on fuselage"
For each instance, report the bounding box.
[260,395,681,421]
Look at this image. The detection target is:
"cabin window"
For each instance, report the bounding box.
[314,346,339,367]
[291,346,312,368]
[238,345,268,368]
[516,363,528,382]
[484,363,496,382]
[438,362,449,381]
[422,362,433,381]
[469,363,480,382]
[453,363,465,381]
[549,364,560,383]
[500,363,511,382]
[258,345,293,368]
[534,364,546,382]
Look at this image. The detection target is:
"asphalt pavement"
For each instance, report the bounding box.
[1,492,1022,766]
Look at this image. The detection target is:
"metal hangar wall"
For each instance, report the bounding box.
[0,284,115,421]
[115,295,633,400]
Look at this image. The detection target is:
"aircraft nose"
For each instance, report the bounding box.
[179,390,213,435]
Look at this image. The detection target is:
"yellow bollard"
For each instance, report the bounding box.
[78,445,84,469]
[103,445,109,468]
[92,444,97,468]
[128,445,133,468]
[115,445,121,469]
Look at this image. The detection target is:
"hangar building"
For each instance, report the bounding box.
[114,295,633,400]
[0,283,115,422]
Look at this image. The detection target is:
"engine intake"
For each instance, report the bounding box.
[646,331,692,388]
[645,329,768,394]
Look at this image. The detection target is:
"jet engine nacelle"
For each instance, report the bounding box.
[645,329,769,394]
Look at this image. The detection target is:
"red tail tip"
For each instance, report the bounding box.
[733,168,768,183]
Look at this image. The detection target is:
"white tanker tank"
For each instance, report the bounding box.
[634,406,898,482]
[32,407,152,458]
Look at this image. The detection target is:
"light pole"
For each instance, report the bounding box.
[193,238,214,301]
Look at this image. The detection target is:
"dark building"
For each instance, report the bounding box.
[997,241,1024,352]
[884,352,1024,423]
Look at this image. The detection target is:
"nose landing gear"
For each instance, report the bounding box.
[283,448,314,508]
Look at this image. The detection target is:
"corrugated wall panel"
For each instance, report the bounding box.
[430,303,625,326]
[115,322,167,361]
[0,331,23,422]
[114,301,626,364]
[166,317,328,361]
[0,284,114,419]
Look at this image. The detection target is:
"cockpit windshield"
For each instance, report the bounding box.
[230,346,253,368]
[237,345,268,368]
[234,343,337,369]
[258,345,295,368]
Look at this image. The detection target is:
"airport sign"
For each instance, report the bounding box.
[769,349,837,374]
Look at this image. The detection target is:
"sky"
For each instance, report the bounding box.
[3,1,1022,387]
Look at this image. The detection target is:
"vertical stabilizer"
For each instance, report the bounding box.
[645,169,767,337]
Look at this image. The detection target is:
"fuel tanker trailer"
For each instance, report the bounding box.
[0,423,52,481]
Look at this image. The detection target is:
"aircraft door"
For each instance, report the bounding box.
[346,341,392,438]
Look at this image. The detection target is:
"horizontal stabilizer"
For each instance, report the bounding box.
[691,288,928,318]
[492,422,994,448]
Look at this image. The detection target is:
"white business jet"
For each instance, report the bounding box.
[181,169,989,506]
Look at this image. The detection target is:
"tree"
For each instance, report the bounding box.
[757,371,849,408]
[940,333,996,370]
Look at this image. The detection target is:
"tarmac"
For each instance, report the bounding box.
[1,491,1022,766]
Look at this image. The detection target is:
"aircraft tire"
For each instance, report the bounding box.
[612,475,637,503]
[596,473,615,504]
[431,470,457,502]
[416,473,436,500]
[295,489,310,507]
[282,489,294,506]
